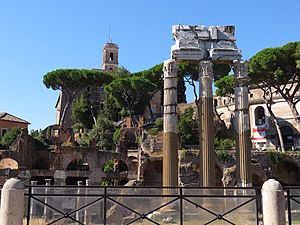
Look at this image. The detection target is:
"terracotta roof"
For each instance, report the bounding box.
[0,112,30,124]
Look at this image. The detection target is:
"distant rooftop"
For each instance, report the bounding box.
[0,112,30,124]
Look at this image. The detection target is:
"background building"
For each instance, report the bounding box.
[215,86,300,150]
[0,112,30,140]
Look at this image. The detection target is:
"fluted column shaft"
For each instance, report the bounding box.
[233,60,252,187]
[163,59,178,187]
[199,60,215,187]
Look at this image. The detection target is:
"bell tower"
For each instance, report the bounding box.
[101,39,119,72]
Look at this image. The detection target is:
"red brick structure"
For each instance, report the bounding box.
[0,112,30,140]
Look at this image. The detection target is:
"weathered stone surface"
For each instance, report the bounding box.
[171,25,241,62]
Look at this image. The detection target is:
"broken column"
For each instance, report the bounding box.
[199,60,215,187]
[233,60,252,187]
[163,59,178,187]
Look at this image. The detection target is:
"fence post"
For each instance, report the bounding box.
[261,179,285,225]
[0,178,25,225]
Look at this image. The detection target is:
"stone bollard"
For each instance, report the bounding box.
[261,179,285,225]
[0,178,25,225]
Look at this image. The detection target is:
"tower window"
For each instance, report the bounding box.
[110,52,114,61]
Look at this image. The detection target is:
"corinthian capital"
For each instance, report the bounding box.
[163,59,177,78]
[199,60,213,79]
[233,60,249,80]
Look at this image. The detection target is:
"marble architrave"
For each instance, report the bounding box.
[171,25,241,62]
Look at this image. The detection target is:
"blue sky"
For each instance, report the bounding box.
[1,1,299,130]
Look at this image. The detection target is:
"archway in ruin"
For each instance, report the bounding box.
[143,160,162,186]
[272,159,300,185]
[0,158,19,169]
[101,158,129,186]
[32,157,49,170]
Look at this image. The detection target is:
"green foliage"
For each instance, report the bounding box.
[155,117,163,130]
[180,150,199,159]
[249,42,300,124]
[100,179,114,186]
[78,132,90,147]
[267,151,285,166]
[133,63,163,90]
[147,128,159,135]
[103,159,114,172]
[105,75,157,117]
[215,138,235,150]
[71,95,94,129]
[103,95,122,122]
[214,75,234,97]
[177,62,231,81]
[1,127,21,148]
[43,69,113,125]
[30,129,49,149]
[113,128,121,143]
[180,150,189,159]
[216,150,232,163]
[215,138,234,162]
[72,123,85,132]
[90,117,115,150]
[178,107,199,146]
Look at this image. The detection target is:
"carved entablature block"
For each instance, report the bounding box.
[171,25,242,62]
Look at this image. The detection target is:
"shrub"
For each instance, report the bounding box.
[1,127,21,149]
[103,160,114,172]
[216,149,232,163]
[147,128,158,135]
[215,138,235,150]
[267,151,284,166]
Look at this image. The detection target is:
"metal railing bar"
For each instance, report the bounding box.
[67,196,104,216]
[221,198,255,217]
[30,195,64,215]
[290,196,300,205]
[255,189,261,225]
[46,213,84,225]
[125,214,160,225]
[180,187,183,225]
[183,197,217,216]
[26,186,32,225]
[103,187,107,225]
[107,195,180,224]
[286,189,292,225]
[205,215,236,225]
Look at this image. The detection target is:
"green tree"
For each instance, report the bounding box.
[43,69,113,125]
[1,127,21,149]
[71,95,94,129]
[214,75,234,97]
[105,76,157,122]
[90,117,115,150]
[178,107,199,146]
[103,95,122,122]
[249,41,300,126]
[30,129,50,149]
[133,63,164,118]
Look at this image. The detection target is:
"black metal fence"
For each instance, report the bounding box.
[24,185,261,225]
